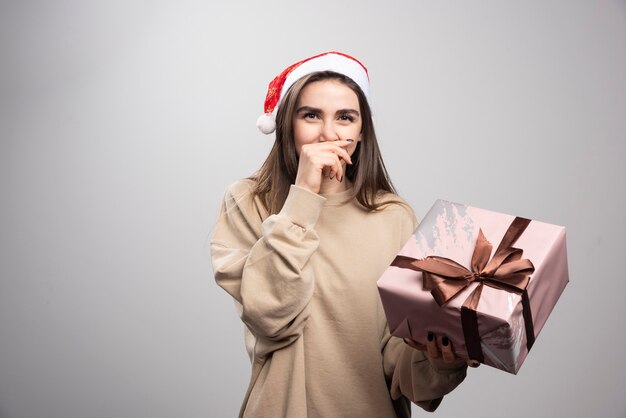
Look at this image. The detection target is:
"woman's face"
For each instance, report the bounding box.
[292,79,362,155]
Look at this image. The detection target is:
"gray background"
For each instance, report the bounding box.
[1,1,625,417]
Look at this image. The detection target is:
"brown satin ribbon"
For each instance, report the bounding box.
[391,217,536,363]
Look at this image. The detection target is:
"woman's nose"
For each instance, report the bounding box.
[319,122,339,142]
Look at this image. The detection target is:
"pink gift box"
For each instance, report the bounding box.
[377,199,569,374]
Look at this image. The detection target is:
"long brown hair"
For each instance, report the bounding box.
[251,71,397,214]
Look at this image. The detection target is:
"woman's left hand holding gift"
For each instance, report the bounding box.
[404,333,480,368]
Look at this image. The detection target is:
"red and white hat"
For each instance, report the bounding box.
[256,51,370,134]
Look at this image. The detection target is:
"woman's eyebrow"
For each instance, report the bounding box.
[336,109,360,117]
[296,106,321,114]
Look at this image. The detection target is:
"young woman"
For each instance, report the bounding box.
[211,52,468,418]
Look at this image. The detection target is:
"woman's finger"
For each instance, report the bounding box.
[336,145,353,166]
[302,141,353,168]
[328,155,344,181]
[318,151,343,182]
[467,359,480,368]
[441,336,456,363]
[334,157,344,182]
[320,141,354,165]
[426,332,440,359]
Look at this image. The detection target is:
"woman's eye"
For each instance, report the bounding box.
[339,114,355,122]
[304,113,319,120]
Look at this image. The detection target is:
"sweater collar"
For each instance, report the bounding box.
[320,187,354,206]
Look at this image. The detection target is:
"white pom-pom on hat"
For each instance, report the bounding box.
[257,51,370,135]
[256,113,276,134]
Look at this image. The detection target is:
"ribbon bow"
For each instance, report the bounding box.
[391,217,536,363]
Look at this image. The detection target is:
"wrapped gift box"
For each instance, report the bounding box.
[377,199,569,374]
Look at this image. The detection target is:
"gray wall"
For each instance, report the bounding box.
[1,1,624,417]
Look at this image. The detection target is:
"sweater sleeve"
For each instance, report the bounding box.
[382,334,467,412]
[210,181,325,357]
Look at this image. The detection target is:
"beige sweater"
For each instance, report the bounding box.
[211,179,466,418]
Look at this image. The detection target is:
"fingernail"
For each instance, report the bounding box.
[442,336,449,346]
[427,332,434,342]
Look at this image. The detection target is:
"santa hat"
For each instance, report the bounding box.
[256,51,370,134]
